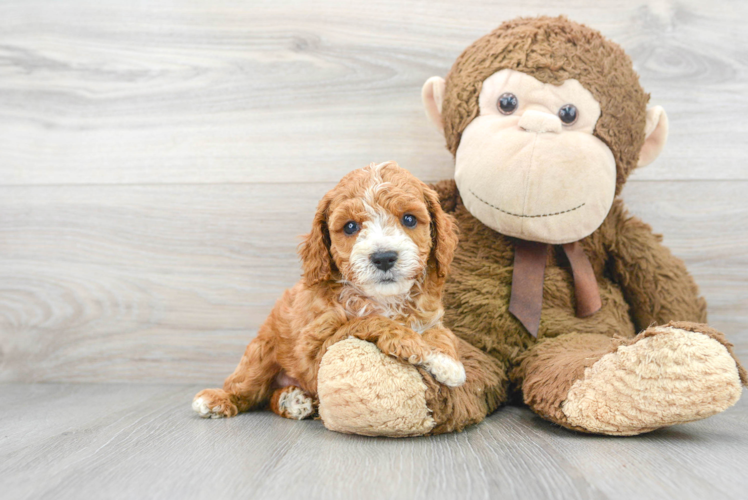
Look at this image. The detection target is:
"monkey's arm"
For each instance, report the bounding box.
[605,199,707,330]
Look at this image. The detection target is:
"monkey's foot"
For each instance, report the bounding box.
[317,338,436,437]
[561,323,746,435]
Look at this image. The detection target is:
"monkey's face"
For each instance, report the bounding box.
[453,69,616,244]
[421,18,669,244]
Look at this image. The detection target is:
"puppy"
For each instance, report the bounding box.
[193,161,464,420]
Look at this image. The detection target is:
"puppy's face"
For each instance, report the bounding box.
[328,180,432,298]
[299,162,457,300]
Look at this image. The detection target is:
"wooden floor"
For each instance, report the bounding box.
[2,383,748,500]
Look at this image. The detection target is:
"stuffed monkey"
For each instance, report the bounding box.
[315,16,746,436]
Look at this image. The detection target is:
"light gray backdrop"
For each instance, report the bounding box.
[1,0,746,384]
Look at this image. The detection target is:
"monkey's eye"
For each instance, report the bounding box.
[497,93,518,115]
[402,214,417,228]
[343,221,359,235]
[558,104,578,125]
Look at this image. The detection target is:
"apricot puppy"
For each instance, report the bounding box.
[193,161,464,420]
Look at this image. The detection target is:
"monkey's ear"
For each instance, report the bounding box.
[422,76,446,131]
[637,105,669,167]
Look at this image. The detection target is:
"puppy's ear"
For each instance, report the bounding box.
[424,185,459,279]
[298,193,335,285]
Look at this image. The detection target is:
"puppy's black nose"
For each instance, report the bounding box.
[370,251,398,272]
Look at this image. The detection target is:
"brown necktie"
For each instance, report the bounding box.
[508,239,602,337]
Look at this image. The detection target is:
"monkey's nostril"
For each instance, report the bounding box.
[370,251,398,272]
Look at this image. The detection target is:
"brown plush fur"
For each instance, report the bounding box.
[193,162,465,419]
[429,178,748,431]
[414,16,746,434]
[419,337,508,434]
[510,333,623,431]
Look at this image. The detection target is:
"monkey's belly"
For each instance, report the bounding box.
[442,255,637,366]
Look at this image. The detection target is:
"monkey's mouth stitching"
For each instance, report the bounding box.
[468,188,585,218]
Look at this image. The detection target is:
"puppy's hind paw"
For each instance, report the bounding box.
[423,353,466,387]
[192,397,222,418]
[192,389,238,418]
[270,386,315,420]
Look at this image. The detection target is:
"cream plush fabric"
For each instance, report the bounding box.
[454,70,617,244]
[317,338,436,437]
[561,326,743,435]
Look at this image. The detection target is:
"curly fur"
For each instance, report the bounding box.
[193,162,464,419]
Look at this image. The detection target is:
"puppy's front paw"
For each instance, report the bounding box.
[423,353,466,387]
[192,388,238,418]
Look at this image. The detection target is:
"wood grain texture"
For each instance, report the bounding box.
[0,181,746,383]
[0,0,747,384]
[0,0,747,186]
[1,383,747,500]
[0,183,327,382]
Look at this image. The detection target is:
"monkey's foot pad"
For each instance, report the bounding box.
[561,326,743,435]
[317,338,436,437]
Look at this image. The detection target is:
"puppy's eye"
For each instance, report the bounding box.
[402,214,417,228]
[558,104,578,125]
[497,93,518,115]
[343,221,359,235]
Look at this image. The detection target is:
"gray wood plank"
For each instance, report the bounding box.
[1,383,747,500]
[0,183,329,382]
[0,0,747,186]
[0,181,746,383]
